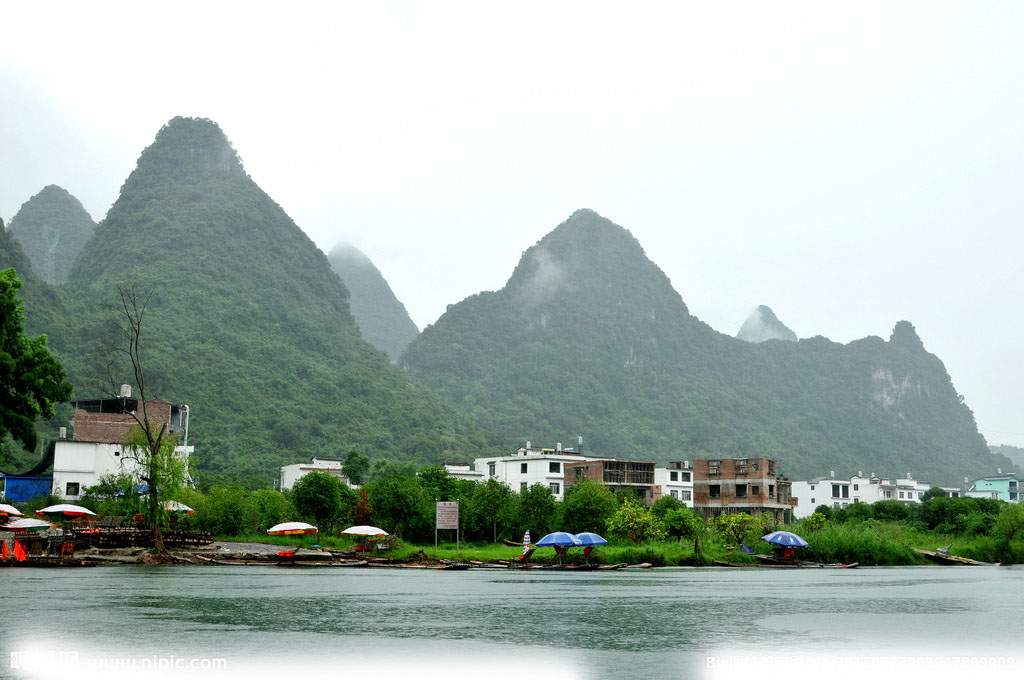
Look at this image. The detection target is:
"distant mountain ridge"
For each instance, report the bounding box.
[403,209,1013,485]
[737,305,797,343]
[328,243,419,362]
[19,117,501,483]
[8,185,95,285]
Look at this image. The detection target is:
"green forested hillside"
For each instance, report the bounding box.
[403,209,1014,485]
[991,445,1024,469]
[17,117,502,484]
[327,243,419,362]
[8,185,95,285]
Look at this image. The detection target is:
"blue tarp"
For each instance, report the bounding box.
[1,476,53,503]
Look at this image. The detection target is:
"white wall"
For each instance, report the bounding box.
[52,440,193,500]
[654,467,694,507]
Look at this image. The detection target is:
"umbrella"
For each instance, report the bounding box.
[267,521,318,535]
[536,532,582,565]
[0,503,24,518]
[573,532,608,547]
[340,525,388,536]
[762,531,809,548]
[163,501,195,514]
[1,518,55,532]
[35,504,96,518]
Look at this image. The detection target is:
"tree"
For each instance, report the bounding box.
[342,449,371,485]
[560,480,617,534]
[291,471,343,531]
[469,478,513,542]
[511,483,556,539]
[0,268,72,463]
[606,497,665,543]
[713,512,757,545]
[107,285,186,554]
[921,486,948,502]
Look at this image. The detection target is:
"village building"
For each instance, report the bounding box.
[791,471,955,519]
[692,457,795,522]
[50,385,194,500]
[278,457,355,491]
[653,461,694,507]
[459,442,602,501]
[966,473,1022,502]
[563,458,658,504]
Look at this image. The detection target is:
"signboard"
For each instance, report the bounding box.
[436,501,459,530]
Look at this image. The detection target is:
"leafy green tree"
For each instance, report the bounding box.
[511,483,556,539]
[342,449,371,485]
[607,497,665,543]
[801,511,829,533]
[249,489,296,532]
[560,480,617,534]
[351,488,372,525]
[650,495,684,518]
[468,478,514,542]
[0,268,72,464]
[921,486,948,502]
[663,506,703,542]
[365,474,431,540]
[291,471,343,531]
[713,512,757,544]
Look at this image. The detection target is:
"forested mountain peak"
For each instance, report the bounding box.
[135,116,245,178]
[890,320,926,351]
[327,243,419,362]
[736,305,798,343]
[7,185,95,285]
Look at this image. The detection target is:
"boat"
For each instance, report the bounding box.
[914,548,998,566]
[714,559,858,569]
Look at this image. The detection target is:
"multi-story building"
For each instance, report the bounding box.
[463,443,602,500]
[792,471,944,519]
[654,461,694,507]
[51,385,194,500]
[564,458,658,504]
[692,457,795,522]
[279,457,355,491]
[967,474,1022,502]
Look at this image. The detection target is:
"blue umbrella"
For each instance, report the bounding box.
[536,532,582,547]
[762,531,809,548]
[573,532,608,547]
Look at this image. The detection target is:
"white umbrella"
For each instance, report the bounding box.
[0,503,24,517]
[267,521,318,535]
[340,525,388,536]
[35,504,96,517]
[162,501,194,514]
[1,517,55,532]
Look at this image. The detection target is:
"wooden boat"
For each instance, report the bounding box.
[914,548,998,566]
[276,560,368,568]
[715,559,858,569]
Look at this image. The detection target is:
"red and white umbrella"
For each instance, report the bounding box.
[267,521,318,535]
[2,517,56,532]
[340,525,388,536]
[0,503,24,518]
[163,501,194,514]
[35,504,96,518]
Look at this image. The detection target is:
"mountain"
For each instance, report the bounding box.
[402,209,1012,485]
[7,185,95,285]
[991,445,1024,470]
[21,116,502,484]
[327,243,419,362]
[737,305,797,343]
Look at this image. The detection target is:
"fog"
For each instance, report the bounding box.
[1,1,1022,447]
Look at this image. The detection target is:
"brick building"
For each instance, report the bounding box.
[564,459,658,504]
[693,457,795,522]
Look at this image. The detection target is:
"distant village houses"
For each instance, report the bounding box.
[692,457,796,522]
[279,457,355,491]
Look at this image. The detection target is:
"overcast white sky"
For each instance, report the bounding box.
[2,1,1022,448]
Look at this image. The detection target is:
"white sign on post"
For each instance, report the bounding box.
[436,501,459,529]
[435,501,459,555]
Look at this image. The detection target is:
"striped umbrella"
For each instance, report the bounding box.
[35,504,96,518]
[0,503,24,518]
[2,518,55,532]
[522,530,531,556]
[267,521,318,535]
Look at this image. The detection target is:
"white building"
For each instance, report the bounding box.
[791,471,937,519]
[279,457,355,491]
[463,443,602,500]
[654,461,694,507]
[52,388,193,500]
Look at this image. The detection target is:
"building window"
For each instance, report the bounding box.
[681,472,691,482]
[708,461,720,475]
[709,485,721,498]
[549,461,560,474]
[842,486,849,499]
[521,462,528,474]
[832,484,840,498]
[670,490,678,499]
[521,482,528,492]
[853,484,859,491]
[549,482,560,495]
[769,484,775,497]
[811,498,815,504]
[752,462,760,472]
[488,463,496,477]
[65,482,80,496]
[681,490,691,501]
[833,502,840,508]
[575,467,586,479]
[736,484,747,498]
[670,471,678,482]
[751,485,760,496]
[899,491,904,499]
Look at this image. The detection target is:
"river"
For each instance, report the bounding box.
[2,565,1021,680]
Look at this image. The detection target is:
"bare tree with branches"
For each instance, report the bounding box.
[107,284,186,555]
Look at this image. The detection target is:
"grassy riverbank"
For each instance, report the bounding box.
[221,519,1022,566]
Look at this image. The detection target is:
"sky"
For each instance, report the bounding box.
[2,1,1022,448]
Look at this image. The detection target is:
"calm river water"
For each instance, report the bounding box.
[2,565,1022,680]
